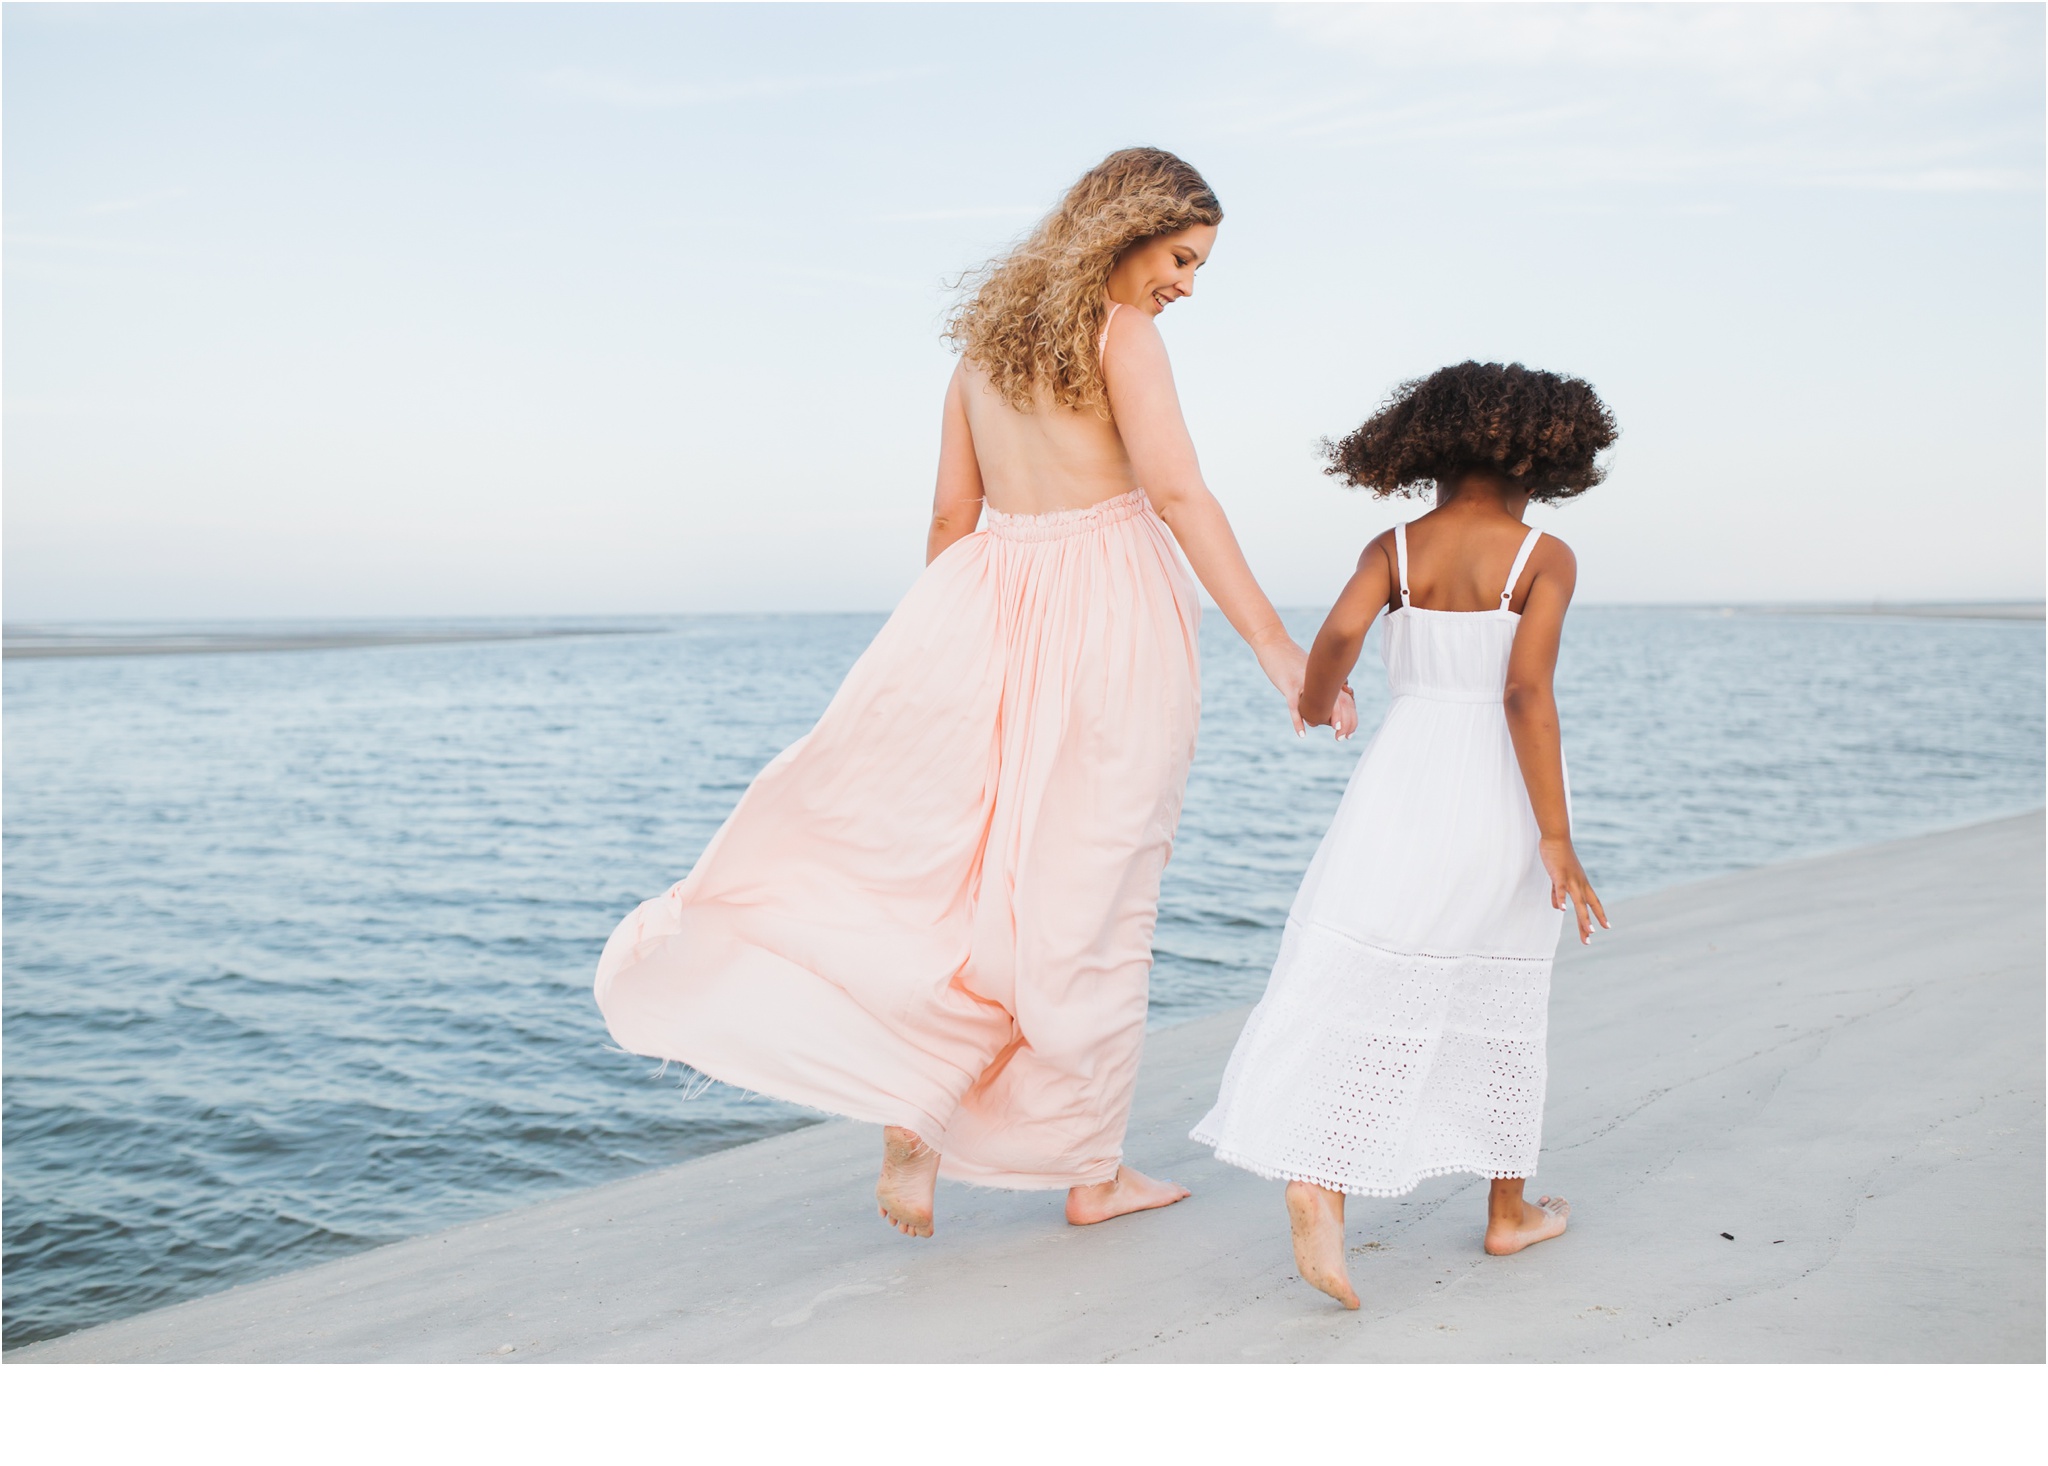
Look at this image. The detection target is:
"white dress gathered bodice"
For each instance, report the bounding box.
[1383,604,1520,702]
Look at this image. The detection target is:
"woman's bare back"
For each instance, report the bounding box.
[957,360,1138,516]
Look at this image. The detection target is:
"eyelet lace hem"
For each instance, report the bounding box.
[1191,919,1552,1194]
[1187,1138,1535,1198]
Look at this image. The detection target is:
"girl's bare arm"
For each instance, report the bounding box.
[1105,310,1354,736]
[927,364,985,564]
[1502,539,1608,943]
[1300,534,1394,728]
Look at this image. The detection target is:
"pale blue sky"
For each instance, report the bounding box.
[5,2,2042,619]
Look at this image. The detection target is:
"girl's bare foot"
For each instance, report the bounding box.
[1484,1193,1570,1255]
[1285,1180,1360,1309]
[876,1126,940,1237]
[1064,1166,1190,1225]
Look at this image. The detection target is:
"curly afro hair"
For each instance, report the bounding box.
[1323,361,1617,502]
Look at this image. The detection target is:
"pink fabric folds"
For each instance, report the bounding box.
[594,489,1201,1189]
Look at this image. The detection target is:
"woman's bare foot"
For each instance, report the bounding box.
[876,1126,940,1237]
[1285,1180,1360,1309]
[1064,1166,1190,1226]
[1484,1192,1570,1256]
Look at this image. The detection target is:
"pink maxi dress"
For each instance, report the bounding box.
[594,476,1201,1189]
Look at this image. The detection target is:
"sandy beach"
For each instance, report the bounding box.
[10,810,2041,1364]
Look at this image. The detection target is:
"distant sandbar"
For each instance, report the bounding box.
[3,627,650,660]
[1731,602,2044,622]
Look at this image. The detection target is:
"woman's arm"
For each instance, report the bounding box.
[1502,539,1608,944]
[927,364,985,564]
[1300,534,1394,728]
[1104,310,1354,736]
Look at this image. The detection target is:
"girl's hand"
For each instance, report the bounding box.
[1254,637,1310,735]
[1304,684,1359,739]
[1293,673,1359,739]
[1540,837,1609,945]
[1332,685,1359,740]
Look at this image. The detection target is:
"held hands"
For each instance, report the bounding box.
[1540,836,1610,945]
[1316,686,1359,741]
[1255,637,1357,740]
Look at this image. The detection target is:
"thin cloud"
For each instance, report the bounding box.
[1811,167,2044,194]
[1220,6,2043,196]
[875,206,1040,223]
[1222,92,1607,145]
[2,232,156,256]
[538,64,938,111]
[1277,2,2040,104]
[776,263,932,295]
[85,187,188,217]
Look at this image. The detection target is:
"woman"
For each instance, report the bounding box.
[594,147,1352,1237]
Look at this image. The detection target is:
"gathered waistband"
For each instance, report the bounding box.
[1390,686,1507,706]
[983,489,1152,542]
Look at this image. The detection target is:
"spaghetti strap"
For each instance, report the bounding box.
[1097,301,1122,363]
[1500,527,1543,609]
[1394,523,1412,609]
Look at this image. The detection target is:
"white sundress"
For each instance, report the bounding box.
[1191,522,1566,1195]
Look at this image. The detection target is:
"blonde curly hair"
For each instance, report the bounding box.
[946,147,1223,414]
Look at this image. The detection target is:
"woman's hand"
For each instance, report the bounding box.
[1254,637,1310,735]
[1540,836,1609,946]
[1289,633,1359,740]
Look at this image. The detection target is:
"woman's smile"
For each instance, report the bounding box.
[1108,222,1217,316]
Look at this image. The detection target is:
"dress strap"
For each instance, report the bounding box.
[1394,522,1412,609]
[1500,527,1544,609]
[1097,301,1122,364]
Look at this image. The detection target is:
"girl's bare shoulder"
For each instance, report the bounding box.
[1358,527,1398,569]
[1529,530,1578,576]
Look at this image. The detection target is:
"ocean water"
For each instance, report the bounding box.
[4,607,2041,1347]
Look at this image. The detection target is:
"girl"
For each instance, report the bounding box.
[1192,361,1615,1308]
[595,148,1355,1240]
